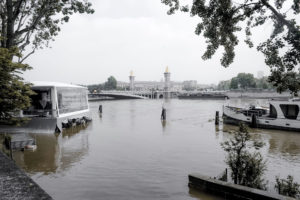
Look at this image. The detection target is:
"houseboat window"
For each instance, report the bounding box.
[57,87,88,114]
[269,104,277,118]
[280,104,299,120]
[24,89,52,116]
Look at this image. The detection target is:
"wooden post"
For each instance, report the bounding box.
[99,105,102,114]
[251,114,258,128]
[9,140,13,160]
[215,111,219,125]
[161,108,166,120]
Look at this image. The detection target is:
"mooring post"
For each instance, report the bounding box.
[9,140,13,160]
[99,105,102,114]
[161,108,166,120]
[215,111,219,125]
[251,114,258,128]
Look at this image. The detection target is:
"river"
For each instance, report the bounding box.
[11,99,300,200]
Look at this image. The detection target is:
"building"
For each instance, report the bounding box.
[129,71,135,91]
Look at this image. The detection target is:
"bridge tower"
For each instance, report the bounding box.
[129,70,135,91]
[164,66,171,98]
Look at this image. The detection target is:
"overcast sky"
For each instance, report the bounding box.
[23,0,272,85]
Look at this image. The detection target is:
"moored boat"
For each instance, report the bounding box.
[0,81,91,134]
[223,98,300,131]
[178,92,229,100]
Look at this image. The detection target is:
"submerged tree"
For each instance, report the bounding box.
[0,0,94,123]
[162,0,300,95]
[221,123,267,190]
[275,175,300,198]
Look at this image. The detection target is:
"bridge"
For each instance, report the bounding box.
[88,91,179,100]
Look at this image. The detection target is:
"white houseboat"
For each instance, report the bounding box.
[0,81,90,134]
[223,98,300,132]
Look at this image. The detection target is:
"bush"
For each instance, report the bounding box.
[275,175,300,198]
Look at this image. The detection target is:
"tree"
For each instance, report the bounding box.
[221,123,267,190]
[162,0,300,95]
[104,76,117,90]
[275,175,300,198]
[236,73,256,89]
[230,77,239,89]
[0,0,94,60]
[0,47,34,125]
[0,1,93,124]
[256,76,273,89]
[87,84,104,93]
[217,80,231,90]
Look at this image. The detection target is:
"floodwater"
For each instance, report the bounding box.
[10,99,300,200]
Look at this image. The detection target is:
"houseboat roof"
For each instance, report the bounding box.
[31,81,86,89]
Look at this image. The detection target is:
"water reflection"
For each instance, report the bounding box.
[220,123,300,160]
[189,188,223,200]
[13,124,90,175]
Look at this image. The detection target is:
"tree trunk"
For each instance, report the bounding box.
[6,0,15,49]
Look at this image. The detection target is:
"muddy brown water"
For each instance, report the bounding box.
[7,99,300,200]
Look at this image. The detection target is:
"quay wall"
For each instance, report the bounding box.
[0,151,53,200]
[189,173,294,200]
[225,90,291,99]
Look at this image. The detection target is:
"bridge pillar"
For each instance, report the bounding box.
[129,71,135,91]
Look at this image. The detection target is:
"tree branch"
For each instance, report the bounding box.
[260,0,299,33]
[233,2,261,13]
[19,48,35,63]
[14,1,50,37]
[12,0,25,21]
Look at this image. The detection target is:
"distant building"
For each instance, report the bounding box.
[182,80,197,91]
[117,81,129,89]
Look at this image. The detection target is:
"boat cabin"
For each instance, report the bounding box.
[23,82,89,118]
[268,99,300,120]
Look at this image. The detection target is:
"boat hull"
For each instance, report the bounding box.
[0,110,90,134]
[178,95,228,100]
[223,106,300,132]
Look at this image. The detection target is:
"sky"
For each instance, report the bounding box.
[23,0,273,85]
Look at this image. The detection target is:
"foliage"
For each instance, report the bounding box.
[221,123,267,190]
[218,73,273,90]
[235,73,256,89]
[218,168,228,182]
[230,77,239,89]
[256,76,273,89]
[0,1,93,124]
[0,0,94,61]
[217,80,231,90]
[162,0,300,95]
[0,47,34,125]
[275,175,300,198]
[88,84,104,93]
[104,76,117,90]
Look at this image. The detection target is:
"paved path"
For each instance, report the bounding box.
[0,151,53,200]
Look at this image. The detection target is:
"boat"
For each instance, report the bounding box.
[223,98,300,131]
[178,92,229,100]
[0,81,91,134]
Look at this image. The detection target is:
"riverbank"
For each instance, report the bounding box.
[225,90,291,99]
[188,173,294,200]
[0,151,53,200]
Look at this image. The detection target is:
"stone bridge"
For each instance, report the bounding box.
[88,91,178,100]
